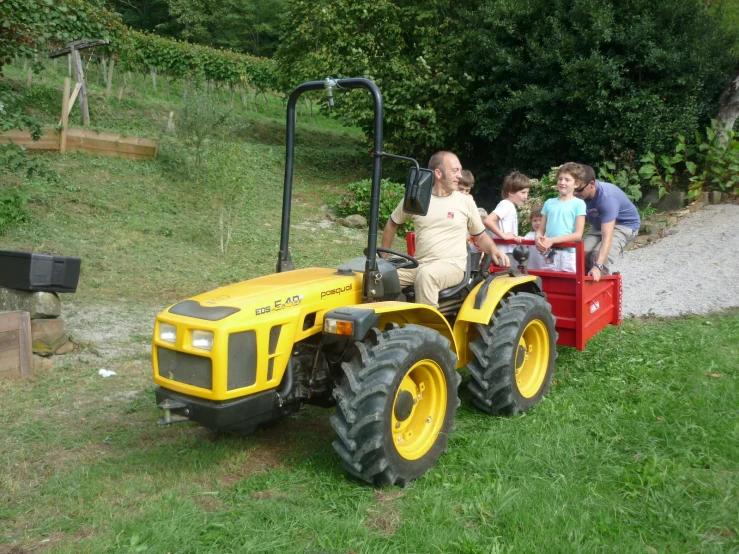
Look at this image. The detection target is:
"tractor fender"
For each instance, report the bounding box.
[323,302,456,353]
[453,271,543,368]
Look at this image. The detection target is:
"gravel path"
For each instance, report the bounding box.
[616,204,739,317]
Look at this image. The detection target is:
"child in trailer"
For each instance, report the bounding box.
[484,171,531,257]
[457,170,475,196]
[522,205,545,270]
[535,162,587,273]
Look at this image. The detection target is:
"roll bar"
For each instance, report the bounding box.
[276,78,396,301]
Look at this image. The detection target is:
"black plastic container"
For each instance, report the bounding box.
[0,250,81,293]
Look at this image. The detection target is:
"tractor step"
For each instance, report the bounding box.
[157,398,191,425]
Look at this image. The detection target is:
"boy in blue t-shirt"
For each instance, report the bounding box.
[535,162,587,272]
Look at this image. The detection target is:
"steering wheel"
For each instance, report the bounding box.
[375,247,419,270]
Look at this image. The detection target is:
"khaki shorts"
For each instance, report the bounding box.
[584,225,638,269]
[397,261,464,309]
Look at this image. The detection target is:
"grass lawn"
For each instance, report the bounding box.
[1,59,738,553]
[1,312,737,553]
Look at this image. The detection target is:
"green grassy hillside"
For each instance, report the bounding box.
[1,60,388,304]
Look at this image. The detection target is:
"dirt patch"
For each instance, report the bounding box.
[365,490,405,536]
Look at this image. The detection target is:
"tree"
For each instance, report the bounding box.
[163,0,286,57]
[276,0,470,167]
[277,0,738,188]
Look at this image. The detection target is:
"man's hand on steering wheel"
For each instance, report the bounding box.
[375,247,419,270]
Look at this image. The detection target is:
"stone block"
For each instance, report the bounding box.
[644,222,664,236]
[341,214,367,229]
[31,318,68,355]
[710,191,723,205]
[33,354,54,371]
[656,191,685,212]
[0,287,61,319]
[642,189,660,207]
[701,191,710,205]
[55,340,74,355]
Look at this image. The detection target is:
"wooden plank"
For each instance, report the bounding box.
[49,39,110,59]
[66,138,157,156]
[0,349,20,376]
[19,311,32,378]
[60,77,71,154]
[0,311,32,378]
[0,329,20,353]
[66,134,158,151]
[67,128,158,147]
[0,312,21,334]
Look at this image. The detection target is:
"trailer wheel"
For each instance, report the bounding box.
[468,292,557,415]
[331,324,460,487]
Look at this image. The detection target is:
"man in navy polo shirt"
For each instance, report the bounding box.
[575,165,641,282]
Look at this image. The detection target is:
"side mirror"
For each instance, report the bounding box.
[403,166,434,216]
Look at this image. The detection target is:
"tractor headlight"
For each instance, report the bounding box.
[159,322,177,343]
[191,330,214,351]
[323,318,354,336]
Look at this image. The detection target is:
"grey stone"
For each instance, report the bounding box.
[31,318,68,355]
[33,354,54,371]
[644,222,665,236]
[710,191,723,205]
[656,191,685,212]
[701,191,710,205]
[342,214,368,229]
[55,340,74,355]
[642,189,660,207]
[0,288,61,319]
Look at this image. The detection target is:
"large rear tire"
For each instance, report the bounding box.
[468,292,557,415]
[331,324,461,487]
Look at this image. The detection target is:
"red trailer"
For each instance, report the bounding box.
[406,234,622,351]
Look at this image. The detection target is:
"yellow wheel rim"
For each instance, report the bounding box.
[515,319,550,398]
[391,359,447,461]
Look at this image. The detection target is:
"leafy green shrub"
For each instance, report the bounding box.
[334,178,412,237]
[639,121,739,199]
[0,187,30,234]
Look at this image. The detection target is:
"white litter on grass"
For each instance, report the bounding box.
[98,369,117,378]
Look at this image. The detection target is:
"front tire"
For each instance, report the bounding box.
[468,292,557,415]
[330,324,461,487]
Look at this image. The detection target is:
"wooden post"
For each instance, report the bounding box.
[118,86,124,102]
[26,68,32,87]
[60,77,71,154]
[230,83,235,108]
[101,56,108,85]
[106,57,115,96]
[0,311,33,379]
[68,54,72,77]
[150,68,157,92]
[71,46,90,126]
[167,111,175,132]
[23,55,27,71]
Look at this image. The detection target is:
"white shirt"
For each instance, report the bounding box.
[492,199,518,253]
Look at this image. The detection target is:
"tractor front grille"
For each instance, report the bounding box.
[157,347,212,390]
[227,330,258,390]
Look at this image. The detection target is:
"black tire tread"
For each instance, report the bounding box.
[467,292,557,415]
[330,324,461,487]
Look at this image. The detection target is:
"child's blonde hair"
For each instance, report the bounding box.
[556,162,587,186]
[501,171,531,198]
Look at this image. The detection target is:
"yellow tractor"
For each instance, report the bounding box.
[152,78,556,487]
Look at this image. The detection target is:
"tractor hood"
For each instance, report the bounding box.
[164,267,365,325]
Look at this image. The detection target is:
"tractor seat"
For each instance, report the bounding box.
[401,249,482,302]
